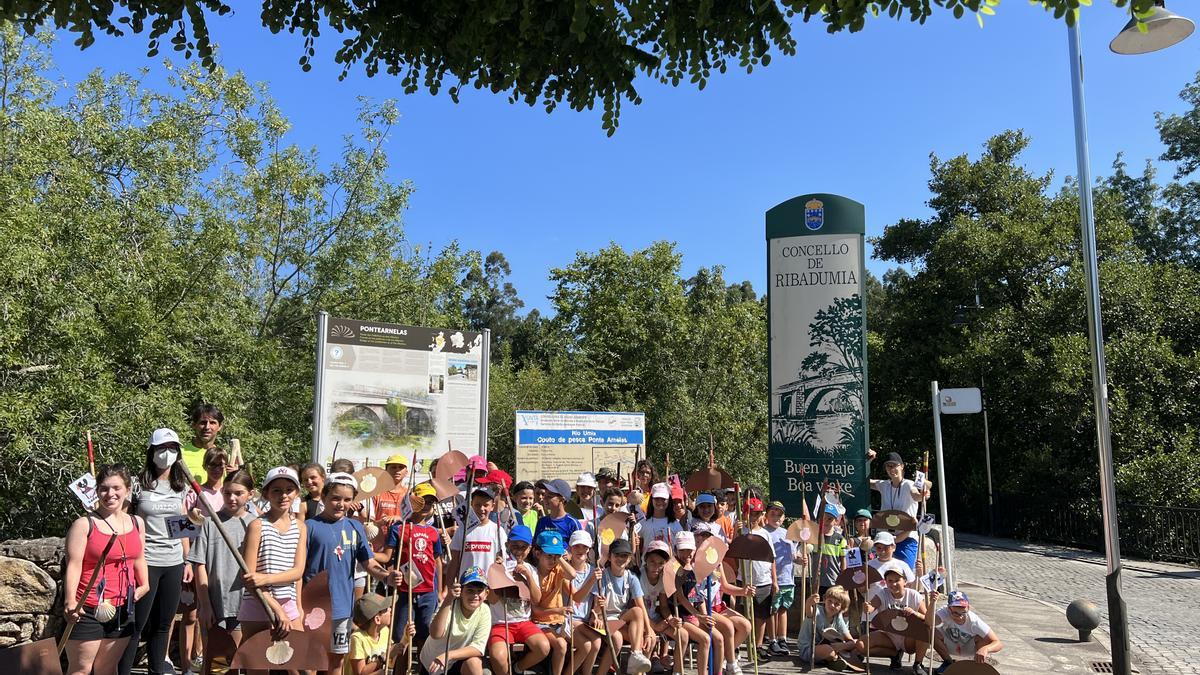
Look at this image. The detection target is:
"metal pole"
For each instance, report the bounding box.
[478,328,491,459]
[1067,18,1131,675]
[931,381,955,592]
[312,310,329,463]
[981,375,994,537]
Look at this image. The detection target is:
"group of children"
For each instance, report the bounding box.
[61,408,1003,675]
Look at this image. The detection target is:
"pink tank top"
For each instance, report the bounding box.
[75,516,143,608]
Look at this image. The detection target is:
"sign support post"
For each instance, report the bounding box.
[312,310,330,461]
[478,329,491,459]
[931,380,955,592]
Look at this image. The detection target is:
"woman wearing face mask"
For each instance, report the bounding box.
[118,428,193,675]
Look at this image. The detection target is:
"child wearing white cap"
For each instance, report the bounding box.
[641,483,683,554]
[575,472,599,528]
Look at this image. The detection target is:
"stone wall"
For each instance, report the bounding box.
[0,538,64,648]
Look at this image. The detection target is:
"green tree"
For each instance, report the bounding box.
[0,1,1152,134]
[868,130,1200,522]
[0,26,472,538]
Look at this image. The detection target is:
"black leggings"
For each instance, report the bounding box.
[118,563,184,675]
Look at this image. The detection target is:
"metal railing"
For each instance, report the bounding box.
[955,493,1200,566]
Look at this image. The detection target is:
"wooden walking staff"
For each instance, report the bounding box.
[733,481,758,675]
[920,449,936,674]
[809,480,830,672]
[177,460,288,659]
[85,430,96,477]
[442,469,476,671]
[57,533,117,654]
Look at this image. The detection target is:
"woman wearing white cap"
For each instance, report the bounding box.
[118,429,191,675]
[574,472,598,528]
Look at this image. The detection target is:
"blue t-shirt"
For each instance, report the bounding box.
[765,525,796,586]
[305,516,373,619]
[534,513,582,543]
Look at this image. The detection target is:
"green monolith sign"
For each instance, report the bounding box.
[766,194,869,516]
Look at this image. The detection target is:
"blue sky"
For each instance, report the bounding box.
[49,4,1199,314]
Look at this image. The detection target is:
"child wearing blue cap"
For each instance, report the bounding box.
[419,567,492,674]
[531,530,573,675]
[487,525,549,675]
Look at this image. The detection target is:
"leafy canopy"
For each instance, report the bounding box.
[0,0,1161,134]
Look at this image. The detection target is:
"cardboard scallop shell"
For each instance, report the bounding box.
[352,467,394,501]
[871,510,917,533]
[232,571,332,670]
[870,608,929,641]
[726,534,774,562]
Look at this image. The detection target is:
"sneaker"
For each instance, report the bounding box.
[756,645,772,661]
[650,659,670,674]
[890,654,902,670]
[913,663,929,675]
[628,650,653,674]
[777,637,792,650]
[934,662,952,675]
[190,654,204,672]
[768,640,790,657]
[725,661,744,675]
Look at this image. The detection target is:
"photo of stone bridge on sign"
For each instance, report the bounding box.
[770,294,864,455]
[333,383,437,443]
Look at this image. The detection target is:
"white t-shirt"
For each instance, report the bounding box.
[872,478,920,540]
[640,517,682,547]
[451,519,508,576]
[869,556,916,584]
[569,563,595,620]
[490,561,537,623]
[936,607,992,658]
[867,586,922,621]
[749,527,774,587]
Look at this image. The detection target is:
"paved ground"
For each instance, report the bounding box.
[955,533,1200,675]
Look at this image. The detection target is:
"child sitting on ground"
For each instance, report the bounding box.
[930,591,1003,674]
[797,586,862,671]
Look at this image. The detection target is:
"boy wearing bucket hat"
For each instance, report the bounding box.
[931,591,1003,672]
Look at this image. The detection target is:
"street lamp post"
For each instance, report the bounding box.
[1067,5,1192,675]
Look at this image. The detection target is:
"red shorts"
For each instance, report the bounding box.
[488,620,542,646]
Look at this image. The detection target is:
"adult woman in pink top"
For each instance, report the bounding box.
[62,464,150,675]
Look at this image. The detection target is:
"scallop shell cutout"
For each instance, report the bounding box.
[360,475,377,493]
[852,571,866,585]
[891,616,909,631]
[799,527,812,542]
[364,522,380,539]
[266,640,294,664]
[704,548,719,564]
[886,515,901,527]
[600,529,616,546]
[304,606,326,630]
[94,600,116,623]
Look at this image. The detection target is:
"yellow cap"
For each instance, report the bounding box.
[384,454,409,467]
[412,482,436,500]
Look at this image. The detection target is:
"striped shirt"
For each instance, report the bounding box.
[244,515,300,604]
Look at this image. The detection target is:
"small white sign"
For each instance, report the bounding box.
[914,470,927,491]
[938,388,982,415]
[917,513,936,535]
[166,515,201,540]
[845,547,864,569]
[69,473,97,509]
[922,568,945,591]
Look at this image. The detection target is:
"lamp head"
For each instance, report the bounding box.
[1110,1,1194,55]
